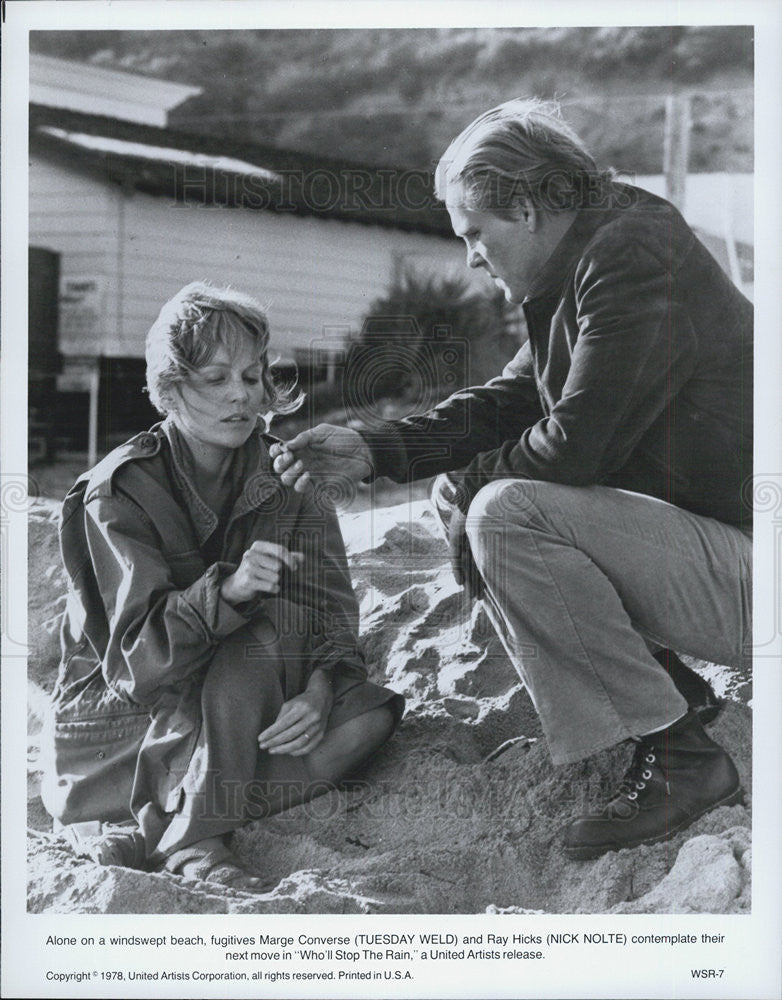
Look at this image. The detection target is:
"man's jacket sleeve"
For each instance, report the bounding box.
[84,490,253,705]
[365,241,697,512]
[360,340,544,486]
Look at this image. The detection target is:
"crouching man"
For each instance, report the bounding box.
[272,98,752,859]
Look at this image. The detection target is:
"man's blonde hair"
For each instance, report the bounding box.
[436,97,610,218]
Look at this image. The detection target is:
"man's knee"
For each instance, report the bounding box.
[464,480,587,580]
[465,479,543,540]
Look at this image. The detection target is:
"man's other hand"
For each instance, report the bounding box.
[270,424,373,492]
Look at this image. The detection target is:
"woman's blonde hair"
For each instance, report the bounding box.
[435,97,611,218]
[145,281,303,418]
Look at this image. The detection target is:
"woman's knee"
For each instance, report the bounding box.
[305,706,395,783]
[362,705,397,750]
[201,642,283,718]
[247,599,312,659]
[337,706,395,758]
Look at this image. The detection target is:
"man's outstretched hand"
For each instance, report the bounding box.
[270,424,373,492]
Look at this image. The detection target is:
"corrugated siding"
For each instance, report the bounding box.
[116,191,468,360]
[30,154,481,361]
[29,156,118,355]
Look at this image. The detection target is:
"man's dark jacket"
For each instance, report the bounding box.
[362,184,753,527]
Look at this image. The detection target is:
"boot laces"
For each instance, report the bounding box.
[616,743,657,802]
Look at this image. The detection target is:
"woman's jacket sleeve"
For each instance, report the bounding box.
[84,489,254,706]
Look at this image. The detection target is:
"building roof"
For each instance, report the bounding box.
[30,53,202,128]
[30,104,454,238]
[38,126,282,184]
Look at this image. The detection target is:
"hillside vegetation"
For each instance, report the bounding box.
[32,27,753,173]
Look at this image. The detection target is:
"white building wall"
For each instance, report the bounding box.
[29,153,498,362]
[98,183,468,360]
[29,156,119,356]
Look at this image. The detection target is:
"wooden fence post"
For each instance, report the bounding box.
[663,94,691,212]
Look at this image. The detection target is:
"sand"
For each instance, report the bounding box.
[26,497,752,914]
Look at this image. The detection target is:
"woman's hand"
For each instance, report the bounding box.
[257,669,334,756]
[220,541,304,605]
[270,425,373,493]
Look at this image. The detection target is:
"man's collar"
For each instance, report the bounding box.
[523,182,639,303]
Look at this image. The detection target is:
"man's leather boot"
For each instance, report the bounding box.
[562,710,743,860]
[654,648,724,724]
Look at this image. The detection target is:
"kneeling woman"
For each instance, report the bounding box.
[42,282,403,889]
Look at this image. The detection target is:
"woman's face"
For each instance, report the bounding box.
[171,334,267,459]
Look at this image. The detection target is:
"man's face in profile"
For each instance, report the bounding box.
[446,191,543,304]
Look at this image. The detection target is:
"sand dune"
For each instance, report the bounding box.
[27,498,752,914]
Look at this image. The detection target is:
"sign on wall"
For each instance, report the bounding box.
[58,274,105,343]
